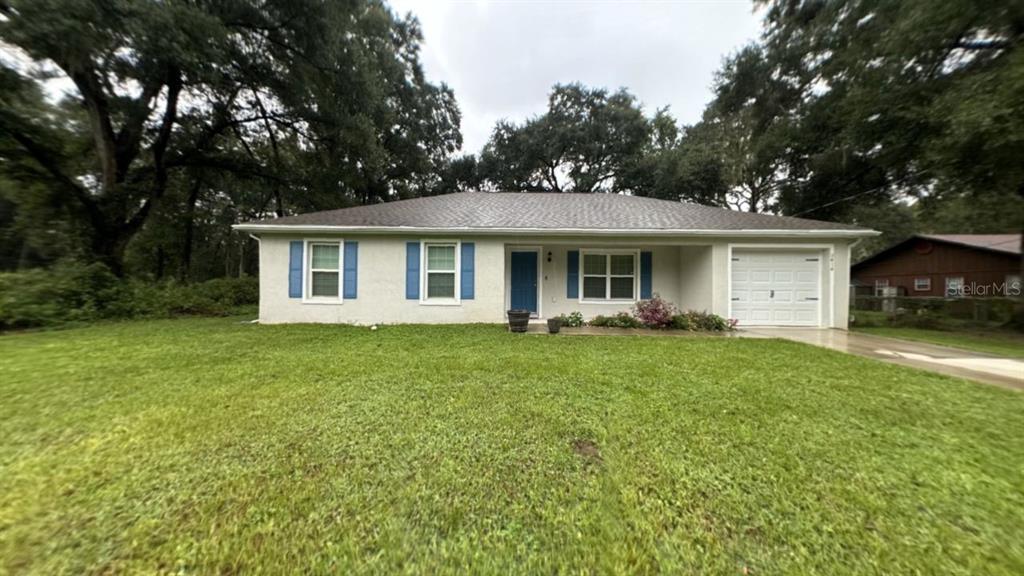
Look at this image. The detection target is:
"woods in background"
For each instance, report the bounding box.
[1,0,1021,281]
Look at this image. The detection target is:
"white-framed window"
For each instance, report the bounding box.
[914,277,931,291]
[874,279,889,296]
[306,240,343,302]
[581,250,637,301]
[422,241,459,303]
[945,276,964,298]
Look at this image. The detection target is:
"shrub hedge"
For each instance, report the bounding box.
[0,262,258,330]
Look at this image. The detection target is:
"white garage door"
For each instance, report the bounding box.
[730,250,822,326]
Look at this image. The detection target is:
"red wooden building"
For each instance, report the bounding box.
[852,234,1021,298]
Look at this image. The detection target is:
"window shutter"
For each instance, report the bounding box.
[288,241,303,298]
[406,241,420,299]
[343,241,358,299]
[567,250,579,299]
[460,242,475,300]
[640,251,653,299]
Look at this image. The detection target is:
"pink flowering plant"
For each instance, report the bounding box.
[632,294,679,328]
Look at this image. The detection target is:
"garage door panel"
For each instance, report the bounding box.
[731,249,822,327]
[772,270,793,283]
[794,309,817,322]
[795,289,816,301]
[796,270,817,283]
[773,289,794,303]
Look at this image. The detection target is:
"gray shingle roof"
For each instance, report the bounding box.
[919,234,1021,255]
[237,192,873,233]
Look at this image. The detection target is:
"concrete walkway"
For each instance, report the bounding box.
[738,327,1024,390]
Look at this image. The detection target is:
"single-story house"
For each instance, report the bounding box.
[852,234,1022,298]
[233,193,877,328]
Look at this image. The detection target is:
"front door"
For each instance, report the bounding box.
[510,251,538,315]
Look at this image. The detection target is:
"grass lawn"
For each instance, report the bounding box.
[2,318,1023,574]
[855,326,1024,358]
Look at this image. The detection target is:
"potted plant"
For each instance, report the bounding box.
[507,309,531,332]
[547,317,562,334]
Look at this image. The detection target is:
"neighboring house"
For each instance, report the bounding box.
[852,234,1022,298]
[233,193,876,328]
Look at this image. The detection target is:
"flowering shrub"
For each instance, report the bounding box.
[557,311,585,327]
[632,294,679,328]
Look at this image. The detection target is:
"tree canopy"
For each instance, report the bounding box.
[0,0,460,275]
[1,0,1021,280]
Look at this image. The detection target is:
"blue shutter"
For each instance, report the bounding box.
[567,250,579,299]
[288,241,303,298]
[405,241,420,299]
[343,241,358,299]
[460,242,475,300]
[640,251,653,299]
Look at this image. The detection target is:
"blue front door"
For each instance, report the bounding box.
[510,251,538,314]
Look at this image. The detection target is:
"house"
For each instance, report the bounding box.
[852,234,1022,298]
[233,193,877,328]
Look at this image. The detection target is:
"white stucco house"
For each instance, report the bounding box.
[233,193,877,328]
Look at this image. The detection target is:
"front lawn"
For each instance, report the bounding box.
[855,325,1024,358]
[1,318,1022,574]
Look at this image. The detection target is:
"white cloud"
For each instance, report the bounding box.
[389,0,763,153]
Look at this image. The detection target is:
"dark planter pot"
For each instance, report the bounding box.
[507,309,531,333]
[547,318,562,334]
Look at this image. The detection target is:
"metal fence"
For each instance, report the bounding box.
[851,294,1018,324]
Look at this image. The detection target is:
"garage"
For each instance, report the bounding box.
[730,249,823,326]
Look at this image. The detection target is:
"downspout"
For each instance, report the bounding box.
[846,238,865,329]
[248,234,261,324]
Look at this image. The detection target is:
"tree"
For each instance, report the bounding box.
[0,0,461,275]
[478,84,651,193]
[756,0,1024,320]
[681,45,806,213]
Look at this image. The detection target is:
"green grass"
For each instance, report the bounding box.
[855,326,1024,358]
[1,318,1022,574]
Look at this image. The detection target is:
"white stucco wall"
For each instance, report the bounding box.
[255,233,854,328]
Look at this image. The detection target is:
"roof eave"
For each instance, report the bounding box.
[232,223,879,238]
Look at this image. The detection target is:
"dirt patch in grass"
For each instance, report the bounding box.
[572,439,602,465]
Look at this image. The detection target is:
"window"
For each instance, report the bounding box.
[874,279,889,296]
[582,252,636,300]
[914,277,931,291]
[424,243,457,300]
[308,241,342,299]
[945,277,964,298]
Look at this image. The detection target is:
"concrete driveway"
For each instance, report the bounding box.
[738,328,1024,390]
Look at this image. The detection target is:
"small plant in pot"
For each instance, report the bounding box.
[547,317,562,334]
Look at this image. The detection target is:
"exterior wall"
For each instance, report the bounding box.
[528,244,684,320]
[852,239,1019,297]
[258,235,506,324]
[256,233,854,328]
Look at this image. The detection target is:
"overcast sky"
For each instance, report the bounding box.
[388,0,763,154]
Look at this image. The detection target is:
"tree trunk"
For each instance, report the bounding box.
[180,176,202,282]
[155,245,166,280]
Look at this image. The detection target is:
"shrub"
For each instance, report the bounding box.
[632,294,678,328]
[589,312,643,329]
[669,310,734,332]
[0,264,259,330]
[557,311,584,327]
